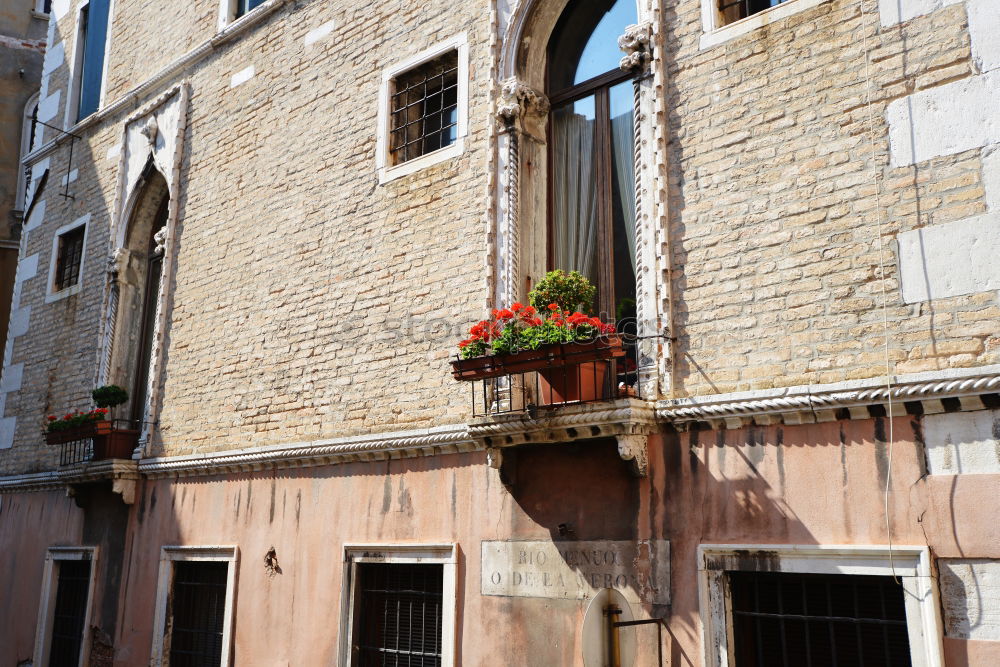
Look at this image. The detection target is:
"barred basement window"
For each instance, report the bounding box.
[353,563,444,666]
[718,0,791,25]
[728,571,912,667]
[168,561,229,666]
[48,559,93,666]
[389,51,459,165]
[54,225,86,291]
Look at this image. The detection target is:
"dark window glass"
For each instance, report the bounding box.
[130,198,167,427]
[235,0,267,19]
[48,559,91,667]
[718,0,791,25]
[76,0,110,121]
[43,0,53,14]
[547,0,637,338]
[168,561,228,667]
[729,571,913,667]
[389,51,459,165]
[54,226,85,292]
[353,563,443,667]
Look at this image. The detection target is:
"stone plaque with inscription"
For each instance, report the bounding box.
[481,540,669,605]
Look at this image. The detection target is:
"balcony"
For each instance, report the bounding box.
[46,419,140,466]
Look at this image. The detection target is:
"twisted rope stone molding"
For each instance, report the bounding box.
[137,425,478,478]
[658,368,1000,428]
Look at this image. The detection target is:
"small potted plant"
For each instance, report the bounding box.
[452,271,623,404]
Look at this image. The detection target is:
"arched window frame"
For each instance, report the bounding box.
[16,92,41,213]
[494,0,665,397]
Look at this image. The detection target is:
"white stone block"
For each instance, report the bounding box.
[36,90,61,123]
[230,65,255,88]
[1,363,24,393]
[106,144,121,161]
[939,559,1000,640]
[42,41,64,75]
[878,0,963,27]
[924,410,1000,474]
[0,417,16,450]
[968,0,1000,73]
[896,213,1000,303]
[304,20,335,47]
[887,69,1000,167]
[984,146,1000,211]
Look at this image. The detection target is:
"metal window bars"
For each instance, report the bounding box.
[390,51,459,165]
[51,418,142,466]
[54,225,85,291]
[356,563,444,667]
[717,0,790,24]
[729,571,912,667]
[466,355,640,418]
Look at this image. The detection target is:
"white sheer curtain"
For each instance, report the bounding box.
[611,110,636,275]
[552,107,598,283]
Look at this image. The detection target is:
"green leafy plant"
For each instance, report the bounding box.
[92,385,128,409]
[528,270,595,314]
[457,304,615,360]
[46,408,109,433]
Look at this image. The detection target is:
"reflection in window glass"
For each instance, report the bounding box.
[551,95,598,287]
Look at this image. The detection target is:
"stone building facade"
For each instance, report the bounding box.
[0,0,999,665]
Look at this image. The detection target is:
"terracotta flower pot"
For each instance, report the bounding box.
[537,361,609,405]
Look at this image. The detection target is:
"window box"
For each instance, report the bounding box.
[451,335,624,381]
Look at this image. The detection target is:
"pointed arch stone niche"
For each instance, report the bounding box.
[96,84,190,459]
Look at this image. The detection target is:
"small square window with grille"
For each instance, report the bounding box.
[168,561,228,666]
[48,559,92,666]
[389,51,459,165]
[718,0,792,25]
[728,571,912,667]
[353,562,444,666]
[54,225,85,292]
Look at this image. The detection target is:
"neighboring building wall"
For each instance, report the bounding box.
[0,0,46,369]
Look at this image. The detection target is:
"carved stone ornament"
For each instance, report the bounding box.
[140,115,159,148]
[496,78,550,126]
[618,23,653,72]
[153,226,168,255]
[616,434,648,477]
[107,247,129,277]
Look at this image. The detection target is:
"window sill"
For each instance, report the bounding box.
[30,10,50,20]
[45,284,81,303]
[700,0,830,50]
[378,139,464,185]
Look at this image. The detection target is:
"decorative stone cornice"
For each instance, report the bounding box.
[0,471,61,493]
[137,424,478,478]
[658,365,1000,429]
[471,398,658,476]
[618,23,653,72]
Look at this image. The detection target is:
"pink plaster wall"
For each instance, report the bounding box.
[0,490,83,665]
[3,416,998,665]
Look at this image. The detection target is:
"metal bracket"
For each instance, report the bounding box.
[34,120,82,200]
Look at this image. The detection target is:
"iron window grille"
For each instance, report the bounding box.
[354,563,444,667]
[389,51,459,165]
[728,571,912,667]
[49,559,92,666]
[235,0,266,19]
[718,0,791,25]
[54,225,85,292]
[168,561,228,666]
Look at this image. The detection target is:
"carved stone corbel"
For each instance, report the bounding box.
[618,23,653,73]
[616,434,648,477]
[153,226,168,256]
[496,78,549,139]
[486,447,503,469]
[140,115,159,148]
